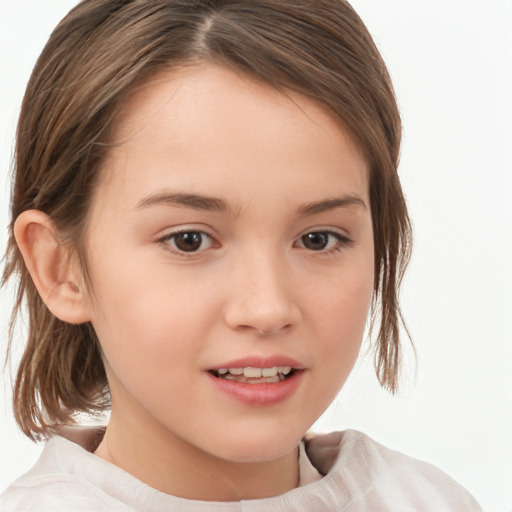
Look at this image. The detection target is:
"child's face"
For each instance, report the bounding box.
[83,64,374,463]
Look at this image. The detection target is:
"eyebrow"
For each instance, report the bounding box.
[137,192,230,213]
[297,196,367,216]
[136,191,367,215]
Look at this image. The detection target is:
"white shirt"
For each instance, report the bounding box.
[0,428,482,511]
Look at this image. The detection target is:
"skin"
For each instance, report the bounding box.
[54,64,375,500]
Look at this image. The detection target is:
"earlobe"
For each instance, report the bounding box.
[13,210,91,324]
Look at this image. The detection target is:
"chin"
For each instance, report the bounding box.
[203,422,307,464]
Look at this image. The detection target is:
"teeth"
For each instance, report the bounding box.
[214,366,295,382]
[261,367,278,377]
[244,367,262,378]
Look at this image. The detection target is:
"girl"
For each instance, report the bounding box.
[0,1,482,510]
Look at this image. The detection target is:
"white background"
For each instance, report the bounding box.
[1,1,511,511]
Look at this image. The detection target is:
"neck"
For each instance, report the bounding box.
[94,409,300,501]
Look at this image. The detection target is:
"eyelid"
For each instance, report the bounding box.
[156,223,217,239]
[295,227,354,252]
[297,225,351,240]
[156,225,219,255]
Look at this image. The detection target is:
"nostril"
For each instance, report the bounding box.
[256,324,293,336]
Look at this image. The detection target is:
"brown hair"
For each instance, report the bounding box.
[3,0,411,440]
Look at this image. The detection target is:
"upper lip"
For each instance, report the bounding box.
[209,355,305,370]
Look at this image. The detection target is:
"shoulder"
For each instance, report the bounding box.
[0,477,133,512]
[304,430,482,511]
[0,431,133,512]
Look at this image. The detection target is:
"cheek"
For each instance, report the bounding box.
[317,286,371,355]
[307,258,374,373]
[87,260,206,376]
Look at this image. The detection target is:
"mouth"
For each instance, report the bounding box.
[209,366,298,384]
[207,357,305,405]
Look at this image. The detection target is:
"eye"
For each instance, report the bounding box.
[297,230,351,252]
[162,230,214,253]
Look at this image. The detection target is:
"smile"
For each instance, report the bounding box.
[210,366,294,384]
[207,355,305,405]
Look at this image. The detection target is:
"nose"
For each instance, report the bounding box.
[223,250,301,336]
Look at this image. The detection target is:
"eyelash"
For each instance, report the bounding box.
[158,228,353,257]
[158,229,216,255]
[295,230,353,253]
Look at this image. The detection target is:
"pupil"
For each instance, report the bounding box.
[303,232,328,250]
[175,232,202,252]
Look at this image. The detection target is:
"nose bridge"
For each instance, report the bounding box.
[225,241,300,334]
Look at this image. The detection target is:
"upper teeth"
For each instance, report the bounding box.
[217,366,292,378]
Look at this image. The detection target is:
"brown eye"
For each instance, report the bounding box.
[299,231,348,251]
[168,231,212,252]
[301,232,329,251]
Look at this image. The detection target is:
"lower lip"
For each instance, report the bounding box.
[206,371,304,406]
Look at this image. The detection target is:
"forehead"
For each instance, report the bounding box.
[96,64,369,209]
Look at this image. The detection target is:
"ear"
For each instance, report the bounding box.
[14,210,91,324]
